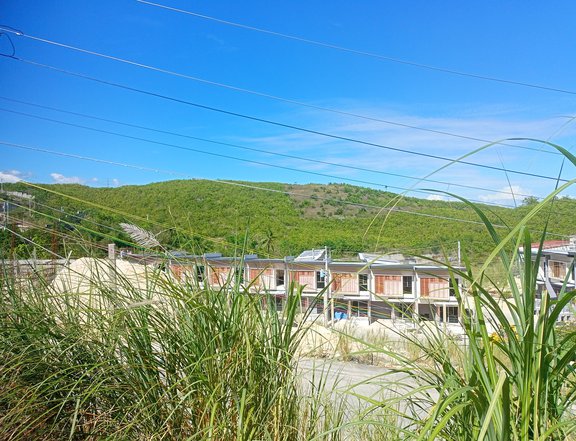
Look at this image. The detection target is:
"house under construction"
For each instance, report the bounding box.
[163,248,466,326]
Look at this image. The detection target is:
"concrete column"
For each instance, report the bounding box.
[108,243,117,292]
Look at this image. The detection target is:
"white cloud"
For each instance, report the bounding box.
[427,194,446,201]
[226,102,576,203]
[111,178,120,187]
[238,106,572,177]
[0,170,23,183]
[50,173,85,185]
[479,185,530,203]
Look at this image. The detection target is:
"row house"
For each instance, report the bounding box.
[168,253,253,289]
[520,237,575,322]
[164,249,464,325]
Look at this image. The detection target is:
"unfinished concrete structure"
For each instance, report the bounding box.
[165,248,466,326]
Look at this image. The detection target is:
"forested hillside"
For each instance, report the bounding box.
[2,179,575,263]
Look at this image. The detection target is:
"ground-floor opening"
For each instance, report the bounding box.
[418,303,459,323]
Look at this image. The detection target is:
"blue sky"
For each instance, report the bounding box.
[1,1,576,207]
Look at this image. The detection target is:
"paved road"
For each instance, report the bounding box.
[297,357,435,434]
[298,358,417,410]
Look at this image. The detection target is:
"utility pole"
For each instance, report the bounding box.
[108,243,117,292]
[323,246,330,326]
[3,201,7,228]
[457,241,461,266]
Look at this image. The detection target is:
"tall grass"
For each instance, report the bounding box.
[3,141,576,440]
[354,212,576,438]
[0,259,344,440]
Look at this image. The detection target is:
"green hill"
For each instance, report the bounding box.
[2,179,575,263]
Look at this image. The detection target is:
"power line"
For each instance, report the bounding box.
[9,182,402,266]
[0,108,529,209]
[2,201,465,268]
[136,1,576,97]
[0,99,541,201]
[0,139,538,230]
[4,141,573,253]
[2,223,66,259]
[3,189,263,257]
[2,198,165,253]
[7,196,238,257]
[2,213,112,254]
[30,214,467,259]
[4,197,235,256]
[6,196,130,239]
[6,56,570,185]
[5,180,489,262]
[4,183,571,266]
[0,25,562,157]
[0,109,437,200]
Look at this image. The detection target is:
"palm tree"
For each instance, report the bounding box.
[259,227,276,256]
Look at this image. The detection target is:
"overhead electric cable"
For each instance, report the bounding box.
[5,143,574,252]
[136,1,576,96]
[2,198,159,252]
[5,196,242,255]
[5,196,131,238]
[3,202,463,267]
[0,140,542,229]
[3,189,262,257]
[5,56,569,184]
[0,129,513,209]
[0,109,431,198]
[2,224,66,259]
[1,212,113,254]
[0,25,561,156]
[4,185,571,266]
[0,101,540,201]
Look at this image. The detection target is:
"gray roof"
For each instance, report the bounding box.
[294,249,327,262]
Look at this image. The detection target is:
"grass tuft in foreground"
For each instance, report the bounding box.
[354,201,576,440]
[0,261,344,440]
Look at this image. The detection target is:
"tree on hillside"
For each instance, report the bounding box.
[258,227,277,256]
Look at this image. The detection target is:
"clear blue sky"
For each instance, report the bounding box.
[1,1,576,207]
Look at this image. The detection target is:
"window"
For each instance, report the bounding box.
[290,271,314,288]
[447,306,459,323]
[550,261,567,279]
[316,270,326,289]
[359,273,369,291]
[250,268,273,288]
[211,267,232,286]
[351,301,368,317]
[276,269,285,286]
[449,278,459,296]
[402,276,413,294]
[274,296,284,311]
[332,273,359,293]
[420,278,449,299]
[374,275,402,296]
[397,303,412,319]
[195,265,205,282]
[235,267,244,284]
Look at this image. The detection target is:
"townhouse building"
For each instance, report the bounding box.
[166,248,466,326]
[520,237,575,322]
